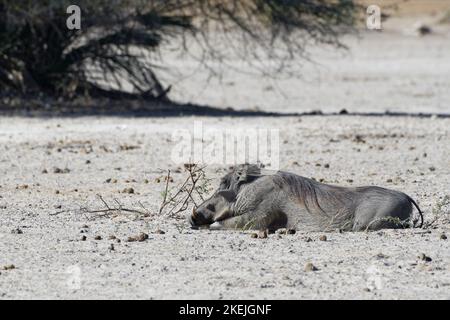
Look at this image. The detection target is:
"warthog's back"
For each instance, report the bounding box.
[273,171,417,231]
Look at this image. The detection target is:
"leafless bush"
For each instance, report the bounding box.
[0,0,357,100]
[158,164,212,218]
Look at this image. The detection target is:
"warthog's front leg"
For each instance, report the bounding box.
[209,210,287,231]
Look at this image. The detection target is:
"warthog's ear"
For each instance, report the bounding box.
[236,164,262,183]
[217,190,237,202]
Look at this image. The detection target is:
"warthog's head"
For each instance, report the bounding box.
[189,164,262,228]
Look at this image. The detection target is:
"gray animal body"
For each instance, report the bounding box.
[190,164,423,232]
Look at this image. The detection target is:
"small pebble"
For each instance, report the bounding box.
[418,253,432,262]
[94,235,102,240]
[81,235,87,241]
[11,228,23,234]
[304,262,318,272]
[250,233,258,239]
[440,234,447,240]
[319,235,327,241]
[2,264,15,270]
[127,233,148,242]
[258,230,268,239]
[136,233,148,241]
[122,187,135,194]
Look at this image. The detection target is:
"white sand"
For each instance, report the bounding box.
[0,115,449,299]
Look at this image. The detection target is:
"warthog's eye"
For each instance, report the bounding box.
[206,204,215,212]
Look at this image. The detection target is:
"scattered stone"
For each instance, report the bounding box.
[324,164,330,168]
[440,234,447,240]
[418,253,432,262]
[305,237,313,242]
[81,235,87,241]
[53,167,70,174]
[108,244,115,251]
[353,135,366,144]
[416,24,432,36]
[108,235,117,240]
[122,187,135,194]
[319,235,327,241]
[54,204,62,209]
[2,265,15,271]
[304,262,318,272]
[11,228,23,234]
[154,229,165,235]
[85,160,91,164]
[42,169,48,174]
[127,233,148,242]
[250,233,258,239]
[81,224,89,229]
[94,235,102,240]
[429,167,436,172]
[386,178,393,183]
[55,190,60,194]
[286,229,296,235]
[375,253,389,259]
[258,230,268,239]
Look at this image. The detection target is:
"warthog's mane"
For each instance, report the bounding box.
[223,165,354,215]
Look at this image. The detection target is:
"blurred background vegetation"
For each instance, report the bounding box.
[0,0,357,104]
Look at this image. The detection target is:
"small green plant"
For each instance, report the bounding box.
[424,195,450,228]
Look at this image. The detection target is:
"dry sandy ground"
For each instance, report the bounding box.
[0,116,449,300]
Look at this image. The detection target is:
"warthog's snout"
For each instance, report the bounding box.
[189,207,215,227]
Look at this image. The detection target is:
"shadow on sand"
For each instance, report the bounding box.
[0,98,449,118]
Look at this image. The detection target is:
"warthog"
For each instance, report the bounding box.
[189,164,423,232]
